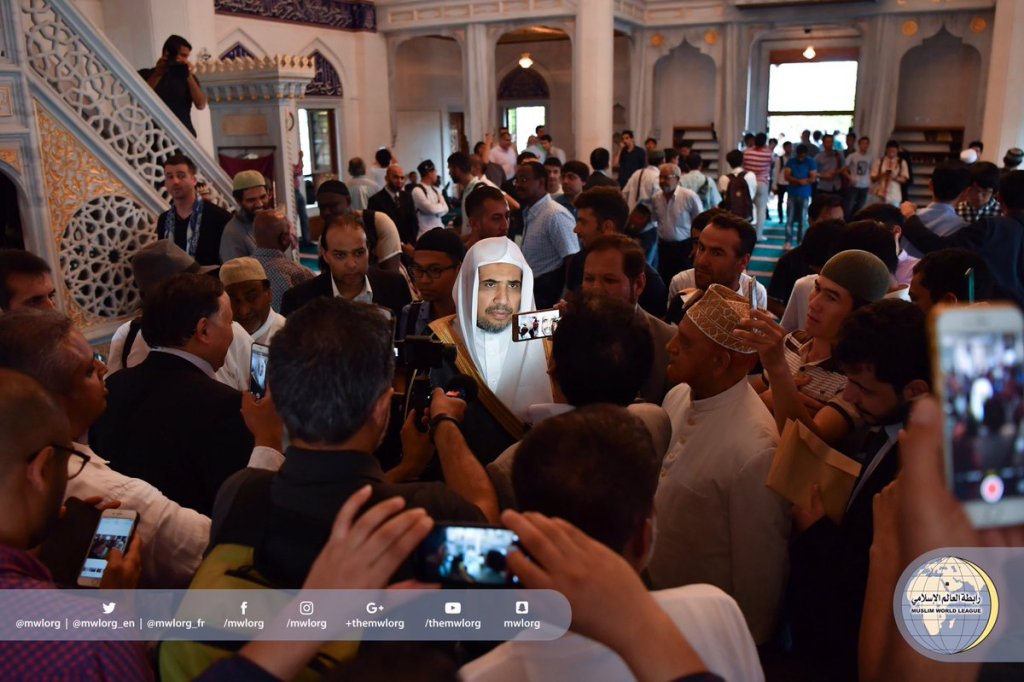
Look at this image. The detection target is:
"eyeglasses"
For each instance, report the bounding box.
[409,264,457,281]
[27,444,91,480]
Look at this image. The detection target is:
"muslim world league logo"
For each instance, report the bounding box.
[900,556,999,655]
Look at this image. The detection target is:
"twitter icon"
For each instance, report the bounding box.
[101,602,116,615]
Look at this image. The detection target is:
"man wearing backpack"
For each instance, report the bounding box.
[719,149,756,227]
[679,152,721,212]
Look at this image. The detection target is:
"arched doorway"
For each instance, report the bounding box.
[393,35,465,187]
[896,29,982,139]
[496,26,572,158]
[653,41,717,172]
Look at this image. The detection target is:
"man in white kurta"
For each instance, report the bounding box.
[649,284,790,645]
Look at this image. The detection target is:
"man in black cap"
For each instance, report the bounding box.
[398,228,464,340]
[1003,147,1023,178]
[410,160,449,239]
[315,179,402,271]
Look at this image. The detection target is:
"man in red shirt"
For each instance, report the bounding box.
[742,133,774,242]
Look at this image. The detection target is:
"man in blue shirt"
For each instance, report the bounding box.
[904,161,971,258]
[784,144,818,247]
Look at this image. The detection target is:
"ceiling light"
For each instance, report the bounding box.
[519,53,533,69]
[803,46,816,60]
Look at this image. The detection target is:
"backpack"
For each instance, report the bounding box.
[696,176,713,210]
[722,172,753,220]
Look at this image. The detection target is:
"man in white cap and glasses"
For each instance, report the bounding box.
[107,240,254,392]
[649,283,790,646]
[429,237,552,464]
[220,170,271,262]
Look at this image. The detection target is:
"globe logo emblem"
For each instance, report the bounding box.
[901,556,999,655]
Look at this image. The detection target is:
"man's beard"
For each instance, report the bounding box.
[477,304,514,333]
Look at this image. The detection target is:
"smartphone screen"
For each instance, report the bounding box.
[512,309,561,342]
[249,343,269,399]
[936,306,1024,527]
[414,525,519,586]
[79,514,137,583]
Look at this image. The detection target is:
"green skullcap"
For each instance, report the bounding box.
[819,249,892,304]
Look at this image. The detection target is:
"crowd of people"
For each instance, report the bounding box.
[2,70,1024,680]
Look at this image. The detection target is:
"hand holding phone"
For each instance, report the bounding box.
[932,303,1024,528]
[413,524,519,587]
[249,342,270,399]
[77,509,140,587]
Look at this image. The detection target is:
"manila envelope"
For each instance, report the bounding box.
[766,419,862,524]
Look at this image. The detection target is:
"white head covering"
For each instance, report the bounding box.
[453,237,552,419]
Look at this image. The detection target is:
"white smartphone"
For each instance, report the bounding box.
[77,509,139,587]
[932,304,1024,529]
[512,309,561,342]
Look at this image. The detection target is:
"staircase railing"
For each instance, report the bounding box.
[18,0,232,209]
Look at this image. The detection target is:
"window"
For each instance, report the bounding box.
[503,106,546,150]
[767,60,858,146]
[298,108,338,205]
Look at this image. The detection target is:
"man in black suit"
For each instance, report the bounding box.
[367,163,417,246]
[281,214,411,319]
[786,300,930,681]
[583,147,619,190]
[156,153,231,266]
[91,273,255,515]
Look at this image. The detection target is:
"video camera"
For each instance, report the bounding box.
[394,335,456,371]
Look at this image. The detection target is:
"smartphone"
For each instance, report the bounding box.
[249,342,269,399]
[77,509,139,587]
[932,304,1024,528]
[512,309,561,342]
[413,524,519,587]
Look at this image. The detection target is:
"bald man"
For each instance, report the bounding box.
[252,209,314,312]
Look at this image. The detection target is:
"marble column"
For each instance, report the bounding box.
[981,0,1024,158]
[573,0,614,161]
[464,24,497,148]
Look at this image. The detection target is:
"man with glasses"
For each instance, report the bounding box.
[0,309,284,588]
[0,369,153,679]
[398,228,464,339]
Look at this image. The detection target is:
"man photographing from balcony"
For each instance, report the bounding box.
[140,35,207,136]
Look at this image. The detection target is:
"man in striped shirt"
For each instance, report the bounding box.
[743,133,774,241]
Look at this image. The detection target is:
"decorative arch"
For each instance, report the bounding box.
[307,51,343,97]
[215,28,266,58]
[219,42,255,61]
[497,66,549,100]
[896,28,981,132]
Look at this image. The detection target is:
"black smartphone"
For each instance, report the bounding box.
[413,524,519,587]
[249,342,269,399]
[512,309,561,342]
